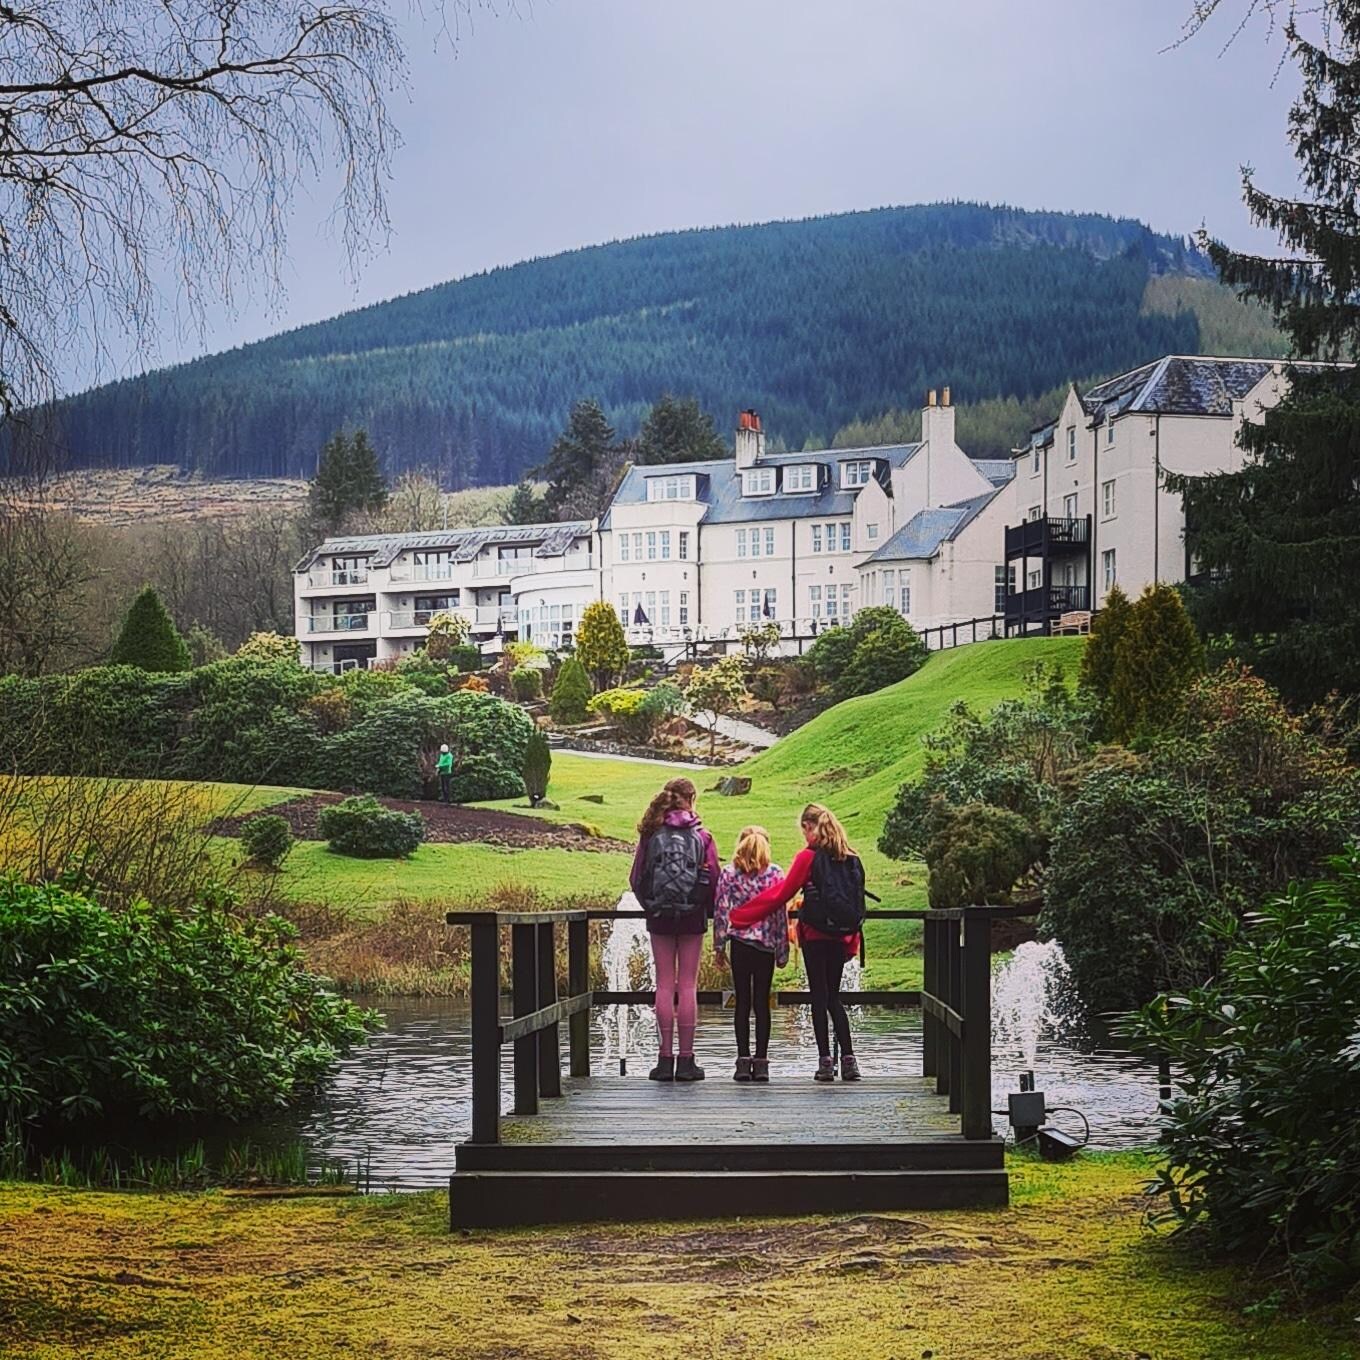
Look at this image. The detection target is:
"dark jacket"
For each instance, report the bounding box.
[629,808,720,936]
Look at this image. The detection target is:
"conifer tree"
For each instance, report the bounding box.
[1079,583,1132,738]
[548,656,593,724]
[309,428,388,531]
[636,394,728,464]
[1107,584,1204,745]
[505,480,546,525]
[1172,12,1360,702]
[110,586,191,673]
[522,729,552,805]
[575,600,630,689]
[538,400,623,519]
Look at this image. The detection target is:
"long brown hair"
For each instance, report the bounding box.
[801,803,854,860]
[732,825,771,874]
[638,777,698,837]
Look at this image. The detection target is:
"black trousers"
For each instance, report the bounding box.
[802,938,854,1059]
[438,772,452,801]
[729,938,777,1059]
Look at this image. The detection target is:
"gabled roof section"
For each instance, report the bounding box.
[296,520,593,572]
[864,486,1004,564]
[972,458,1015,487]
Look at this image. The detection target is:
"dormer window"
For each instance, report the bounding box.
[646,474,696,502]
[743,468,775,496]
[841,459,873,489]
[782,464,817,494]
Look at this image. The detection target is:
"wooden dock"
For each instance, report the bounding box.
[445,907,1023,1228]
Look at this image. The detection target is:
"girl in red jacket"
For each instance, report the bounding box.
[729,803,863,1082]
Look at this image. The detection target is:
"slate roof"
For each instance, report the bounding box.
[864,486,1005,564]
[973,459,1016,487]
[296,520,593,572]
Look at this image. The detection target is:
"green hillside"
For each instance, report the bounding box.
[48,203,1213,482]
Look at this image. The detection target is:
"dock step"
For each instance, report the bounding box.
[449,1168,1008,1227]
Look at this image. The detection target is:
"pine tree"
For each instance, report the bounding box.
[309,429,388,531]
[1079,583,1132,738]
[1107,584,1204,745]
[110,586,191,673]
[522,729,552,805]
[538,400,621,519]
[505,480,546,525]
[1171,14,1360,703]
[548,656,593,724]
[636,394,728,464]
[575,600,630,689]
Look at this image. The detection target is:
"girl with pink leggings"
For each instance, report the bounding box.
[629,776,719,1082]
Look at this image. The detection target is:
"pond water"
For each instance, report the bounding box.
[214,979,1164,1191]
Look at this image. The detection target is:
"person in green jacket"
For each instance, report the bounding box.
[436,744,453,802]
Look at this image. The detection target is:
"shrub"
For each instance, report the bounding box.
[318,795,425,858]
[302,687,353,735]
[684,656,747,756]
[806,626,856,685]
[448,755,524,803]
[1079,583,1132,738]
[576,599,630,688]
[1107,583,1205,744]
[235,631,300,664]
[923,800,1043,910]
[748,666,782,705]
[110,586,190,673]
[510,666,542,701]
[834,612,928,699]
[549,656,593,723]
[504,641,546,669]
[423,610,471,658]
[338,666,411,714]
[0,878,374,1123]
[1127,849,1360,1293]
[739,621,782,664]
[523,730,552,805]
[239,814,294,870]
[459,674,490,693]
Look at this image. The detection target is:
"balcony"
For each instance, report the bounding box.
[305,613,371,634]
[1004,517,1089,560]
[386,609,447,630]
[1004,584,1089,631]
[303,568,371,590]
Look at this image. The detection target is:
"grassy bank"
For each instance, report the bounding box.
[1,1154,1350,1360]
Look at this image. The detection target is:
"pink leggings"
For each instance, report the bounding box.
[651,933,703,1058]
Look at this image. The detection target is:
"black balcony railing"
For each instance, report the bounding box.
[1004,583,1090,626]
[1004,516,1090,560]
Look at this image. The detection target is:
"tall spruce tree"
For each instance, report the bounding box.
[1172,12,1360,702]
[505,480,546,525]
[1107,584,1205,745]
[636,394,728,464]
[110,586,191,673]
[309,428,388,531]
[538,399,623,519]
[1079,583,1132,739]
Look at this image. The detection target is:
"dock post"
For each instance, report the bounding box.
[536,920,562,1098]
[948,917,963,1114]
[568,916,591,1078]
[921,916,937,1079]
[469,915,500,1144]
[961,907,994,1140]
[511,922,538,1115]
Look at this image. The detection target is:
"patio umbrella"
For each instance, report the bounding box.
[633,602,649,625]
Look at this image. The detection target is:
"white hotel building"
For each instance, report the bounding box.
[292,355,1311,668]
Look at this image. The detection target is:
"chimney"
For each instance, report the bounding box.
[735,408,765,470]
[920,383,957,463]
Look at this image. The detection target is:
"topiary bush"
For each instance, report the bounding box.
[239,814,294,870]
[510,666,542,701]
[0,878,374,1123]
[523,729,552,805]
[1127,848,1360,1293]
[318,795,425,858]
[549,655,593,723]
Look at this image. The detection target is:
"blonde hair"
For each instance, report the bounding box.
[637,776,698,838]
[732,825,771,874]
[801,803,854,860]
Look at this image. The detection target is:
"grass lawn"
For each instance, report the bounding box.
[2,1154,1352,1360]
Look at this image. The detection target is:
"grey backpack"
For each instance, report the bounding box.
[641,824,705,919]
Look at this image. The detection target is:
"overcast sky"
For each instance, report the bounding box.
[77,0,1304,394]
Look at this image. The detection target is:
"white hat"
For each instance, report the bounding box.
[440,744,450,753]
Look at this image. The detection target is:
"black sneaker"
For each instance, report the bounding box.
[648,1056,675,1082]
[814,1057,836,1083]
[733,1057,753,1082]
[840,1054,861,1082]
[674,1056,706,1082]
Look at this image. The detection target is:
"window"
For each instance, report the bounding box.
[646,531,657,561]
[743,468,775,496]
[659,591,671,627]
[1062,562,1076,588]
[841,583,855,619]
[412,549,454,580]
[840,522,851,552]
[1102,479,1116,519]
[1066,426,1077,463]
[646,474,696,502]
[868,523,879,541]
[808,584,822,619]
[631,532,642,560]
[749,528,761,558]
[617,593,629,624]
[763,527,775,556]
[783,464,817,493]
[678,531,690,560]
[679,591,690,627]
[1031,445,1041,476]
[1106,420,1116,446]
[619,535,630,563]
[736,529,747,558]
[1027,505,1042,522]
[1027,568,1042,591]
[561,605,574,646]
[1102,548,1117,590]
[659,530,671,560]
[1063,493,1078,520]
[734,589,746,620]
[994,565,1008,613]
[498,545,532,575]
[841,460,873,488]
[811,524,823,553]
[898,569,911,615]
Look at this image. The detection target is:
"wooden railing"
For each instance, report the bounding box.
[446,905,1040,1145]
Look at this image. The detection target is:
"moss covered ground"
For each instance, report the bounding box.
[1,1154,1350,1360]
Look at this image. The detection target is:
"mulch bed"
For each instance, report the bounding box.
[210,792,632,853]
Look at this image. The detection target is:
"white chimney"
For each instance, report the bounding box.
[734,409,765,470]
[920,384,956,453]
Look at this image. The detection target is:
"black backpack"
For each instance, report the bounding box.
[799,850,871,935]
[641,824,706,919]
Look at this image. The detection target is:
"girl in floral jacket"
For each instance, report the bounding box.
[713,825,787,1082]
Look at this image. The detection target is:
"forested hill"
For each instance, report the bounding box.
[51,203,1223,481]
